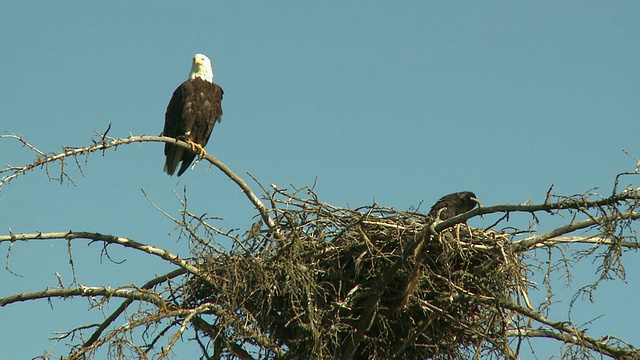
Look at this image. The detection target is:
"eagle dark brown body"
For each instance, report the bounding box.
[428,191,478,220]
[163,77,223,176]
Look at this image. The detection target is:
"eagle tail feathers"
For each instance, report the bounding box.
[164,145,185,176]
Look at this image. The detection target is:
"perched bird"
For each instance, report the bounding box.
[163,54,224,176]
[428,191,478,220]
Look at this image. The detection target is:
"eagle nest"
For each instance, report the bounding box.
[182,188,521,359]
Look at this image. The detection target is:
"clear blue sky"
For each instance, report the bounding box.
[1,2,639,358]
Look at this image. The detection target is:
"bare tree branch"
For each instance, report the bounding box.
[0,286,165,307]
[0,134,279,235]
[434,189,640,233]
[505,328,638,359]
[512,211,640,252]
[81,268,187,351]
[0,231,217,287]
[523,235,640,249]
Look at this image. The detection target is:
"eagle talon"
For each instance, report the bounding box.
[185,140,206,159]
[192,142,206,159]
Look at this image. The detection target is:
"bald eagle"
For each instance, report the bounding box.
[163,54,224,176]
[429,191,478,220]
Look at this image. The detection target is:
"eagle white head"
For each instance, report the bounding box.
[189,53,214,83]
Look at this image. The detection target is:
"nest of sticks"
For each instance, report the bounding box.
[182,188,522,359]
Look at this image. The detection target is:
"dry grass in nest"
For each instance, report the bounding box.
[182,190,521,359]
